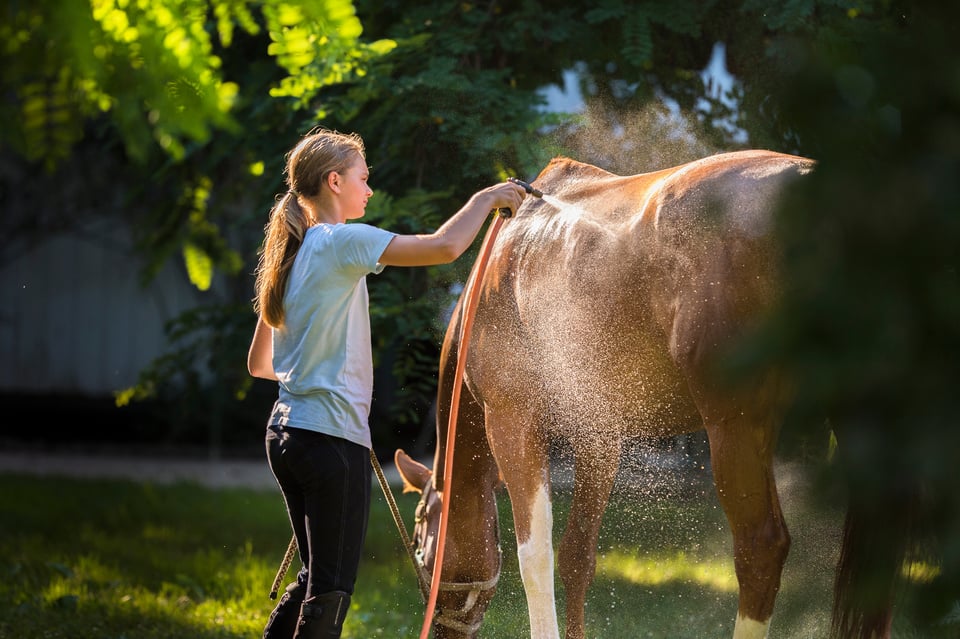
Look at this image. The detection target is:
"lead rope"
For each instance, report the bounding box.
[419,211,509,639]
[269,535,298,599]
[369,448,431,601]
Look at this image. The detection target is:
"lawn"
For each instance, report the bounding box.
[0,458,944,638]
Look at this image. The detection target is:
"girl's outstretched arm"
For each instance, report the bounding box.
[379,182,525,267]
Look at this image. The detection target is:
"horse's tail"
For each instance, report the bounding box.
[831,485,916,638]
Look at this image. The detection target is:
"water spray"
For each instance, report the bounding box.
[494,176,543,217]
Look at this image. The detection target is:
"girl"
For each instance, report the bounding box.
[247,128,525,638]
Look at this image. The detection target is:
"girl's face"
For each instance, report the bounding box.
[338,154,373,220]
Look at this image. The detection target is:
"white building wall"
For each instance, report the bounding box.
[0,222,208,395]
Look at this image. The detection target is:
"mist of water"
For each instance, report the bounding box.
[539,193,568,210]
[536,193,592,221]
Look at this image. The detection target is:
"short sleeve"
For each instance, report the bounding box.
[333,223,396,275]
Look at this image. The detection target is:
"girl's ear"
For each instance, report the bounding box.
[326,170,341,194]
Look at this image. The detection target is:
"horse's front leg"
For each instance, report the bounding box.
[485,405,560,639]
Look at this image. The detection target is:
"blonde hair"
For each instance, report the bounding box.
[253,128,366,327]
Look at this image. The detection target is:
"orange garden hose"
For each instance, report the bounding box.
[418,211,509,639]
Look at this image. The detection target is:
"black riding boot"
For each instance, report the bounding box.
[292,590,351,639]
[262,581,305,639]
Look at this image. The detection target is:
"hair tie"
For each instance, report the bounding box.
[288,189,299,197]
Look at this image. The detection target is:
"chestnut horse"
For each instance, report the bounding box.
[394,150,879,638]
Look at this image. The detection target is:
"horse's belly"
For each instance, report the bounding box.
[474,288,700,438]
[533,331,699,438]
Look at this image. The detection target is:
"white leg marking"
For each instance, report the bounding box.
[516,484,560,639]
[733,613,770,639]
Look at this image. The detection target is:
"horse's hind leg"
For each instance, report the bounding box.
[558,435,621,639]
[704,401,790,639]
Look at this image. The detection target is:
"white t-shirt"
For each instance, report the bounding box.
[269,222,396,448]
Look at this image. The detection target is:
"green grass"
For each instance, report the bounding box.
[0,465,947,638]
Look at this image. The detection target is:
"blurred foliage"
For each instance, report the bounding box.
[735,0,960,628]
[0,0,391,166]
[1,0,238,167]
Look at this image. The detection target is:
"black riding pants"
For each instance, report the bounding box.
[264,424,370,617]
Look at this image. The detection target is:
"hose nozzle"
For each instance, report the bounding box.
[495,177,543,218]
[508,176,543,198]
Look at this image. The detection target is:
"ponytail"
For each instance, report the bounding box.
[253,192,310,328]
